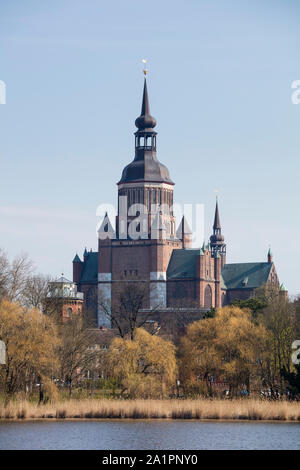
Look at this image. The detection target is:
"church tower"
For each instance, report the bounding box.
[97,78,183,328]
[116,78,176,239]
[210,197,226,268]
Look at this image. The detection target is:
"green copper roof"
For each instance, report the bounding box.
[167,249,201,279]
[80,252,98,284]
[221,262,272,290]
[73,254,81,263]
[280,283,287,291]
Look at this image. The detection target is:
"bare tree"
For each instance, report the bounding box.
[99,278,160,340]
[58,312,99,396]
[0,249,34,303]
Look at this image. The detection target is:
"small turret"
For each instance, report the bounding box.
[267,247,273,264]
[73,253,83,284]
[176,216,192,248]
[98,212,116,241]
[280,283,288,301]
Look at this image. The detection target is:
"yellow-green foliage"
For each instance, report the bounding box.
[0,299,59,396]
[180,306,267,394]
[108,328,177,398]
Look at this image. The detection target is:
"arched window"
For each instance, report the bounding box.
[66,307,72,317]
[204,285,212,309]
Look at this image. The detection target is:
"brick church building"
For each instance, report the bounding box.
[72,78,285,328]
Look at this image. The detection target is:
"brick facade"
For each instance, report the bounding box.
[72,79,285,328]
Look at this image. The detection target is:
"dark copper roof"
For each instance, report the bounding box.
[213,199,221,230]
[119,153,173,184]
[135,79,157,131]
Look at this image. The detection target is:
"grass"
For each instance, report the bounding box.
[0,398,300,421]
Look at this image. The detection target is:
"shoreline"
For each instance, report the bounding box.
[1,398,300,422]
[1,417,300,423]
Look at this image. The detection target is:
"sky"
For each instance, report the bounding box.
[0,0,299,295]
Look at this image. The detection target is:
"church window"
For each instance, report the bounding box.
[204,285,212,309]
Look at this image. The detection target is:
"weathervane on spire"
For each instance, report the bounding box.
[142,58,148,76]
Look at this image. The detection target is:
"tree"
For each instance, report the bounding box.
[255,287,295,396]
[231,297,267,317]
[179,306,267,396]
[107,328,177,398]
[281,364,300,399]
[57,312,99,396]
[0,249,34,303]
[99,277,160,340]
[0,299,58,398]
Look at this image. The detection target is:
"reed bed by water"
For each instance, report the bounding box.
[1,399,300,421]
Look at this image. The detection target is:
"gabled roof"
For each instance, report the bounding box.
[167,249,200,279]
[221,262,272,290]
[80,251,98,284]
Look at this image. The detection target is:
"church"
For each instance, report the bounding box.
[72,78,285,328]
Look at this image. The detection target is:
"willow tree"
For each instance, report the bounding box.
[107,328,177,398]
[179,306,267,396]
[0,299,58,398]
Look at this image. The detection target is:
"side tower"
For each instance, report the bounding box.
[97,78,183,328]
[210,197,226,268]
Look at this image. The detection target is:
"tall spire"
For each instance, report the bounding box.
[213,198,221,231]
[141,78,150,116]
[135,78,156,131]
[118,76,173,184]
[210,196,226,262]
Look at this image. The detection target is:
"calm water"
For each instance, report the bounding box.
[0,420,299,450]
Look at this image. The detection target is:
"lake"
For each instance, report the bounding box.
[0,420,299,450]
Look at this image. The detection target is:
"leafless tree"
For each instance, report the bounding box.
[99,278,161,340]
[57,312,99,396]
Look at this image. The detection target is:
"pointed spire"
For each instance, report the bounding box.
[98,212,116,240]
[141,78,150,116]
[213,198,221,231]
[135,78,157,130]
[210,195,226,260]
[83,247,88,258]
[176,216,192,248]
[73,254,81,263]
[176,216,192,239]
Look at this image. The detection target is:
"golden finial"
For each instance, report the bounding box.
[142,58,148,76]
[214,189,219,200]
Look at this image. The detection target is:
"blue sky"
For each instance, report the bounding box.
[0,0,299,295]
